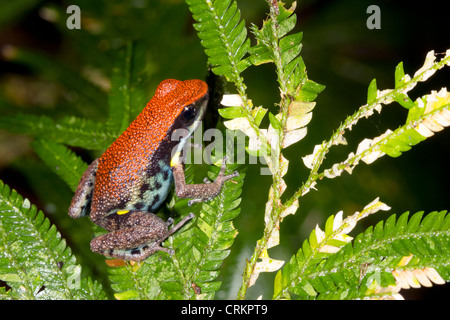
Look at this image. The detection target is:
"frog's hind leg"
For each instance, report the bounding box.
[68,158,99,219]
[90,226,174,261]
[90,211,194,261]
[90,211,168,261]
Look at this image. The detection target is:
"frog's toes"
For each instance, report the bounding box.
[205,170,238,183]
[224,171,239,179]
[187,212,195,219]
[167,212,195,235]
[188,198,204,206]
[215,170,239,185]
[166,217,174,226]
[216,156,239,181]
[203,177,211,184]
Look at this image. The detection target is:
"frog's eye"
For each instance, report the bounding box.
[183,106,197,121]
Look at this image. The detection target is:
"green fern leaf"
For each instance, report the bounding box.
[394,62,406,89]
[186,0,251,82]
[323,88,450,178]
[248,2,324,100]
[107,41,152,134]
[0,113,115,150]
[274,210,450,300]
[381,89,450,157]
[31,139,88,192]
[165,164,244,300]
[0,180,106,299]
[367,78,378,104]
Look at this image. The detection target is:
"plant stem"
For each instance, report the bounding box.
[237,0,292,299]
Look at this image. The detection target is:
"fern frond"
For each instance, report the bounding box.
[109,163,245,300]
[31,139,88,192]
[248,2,325,148]
[186,0,251,82]
[381,88,450,157]
[0,180,106,299]
[162,162,244,300]
[235,2,326,300]
[187,0,276,163]
[0,113,115,150]
[249,2,324,101]
[274,210,450,300]
[166,163,245,299]
[318,88,450,179]
[299,50,450,186]
[107,41,152,134]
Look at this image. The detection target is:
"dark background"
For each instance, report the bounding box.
[0,0,449,299]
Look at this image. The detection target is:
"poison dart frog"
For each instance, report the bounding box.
[68,79,238,261]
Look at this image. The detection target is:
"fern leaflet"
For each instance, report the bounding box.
[0,113,115,150]
[107,41,152,134]
[0,180,105,299]
[381,88,450,157]
[274,210,450,300]
[186,0,251,82]
[31,139,88,192]
[249,2,324,101]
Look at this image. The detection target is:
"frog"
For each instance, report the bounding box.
[68,79,238,261]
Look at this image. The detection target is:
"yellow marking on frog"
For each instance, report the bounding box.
[116,210,130,215]
[170,151,181,167]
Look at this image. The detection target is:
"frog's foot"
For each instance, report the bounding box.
[166,217,174,226]
[188,157,239,206]
[167,212,195,236]
[214,155,239,184]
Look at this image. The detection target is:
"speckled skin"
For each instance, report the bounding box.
[68,79,238,261]
[94,79,209,219]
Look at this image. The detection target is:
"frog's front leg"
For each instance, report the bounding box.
[90,211,194,261]
[171,155,239,205]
